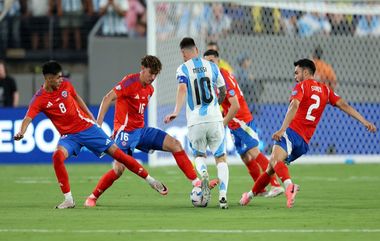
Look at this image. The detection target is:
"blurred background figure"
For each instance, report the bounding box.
[234,53,263,113]
[297,12,331,37]
[0,60,19,107]
[312,45,337,90]
[206,41,234,73]
[99,0,129,36]
[205,3,231,42]
[22,0,53,50]
[57,0,84,50]
[355,15,380,36]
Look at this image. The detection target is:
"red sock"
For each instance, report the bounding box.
[112,149,148,179]
[172,150,197,180]
[255,153,281,187]
[273,161,291,183]
[52,149,70,194]
[92,169,120,198]
[252,172,271,195]
[245,159,261,181]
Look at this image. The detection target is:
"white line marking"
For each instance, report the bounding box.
[0,229,379,234]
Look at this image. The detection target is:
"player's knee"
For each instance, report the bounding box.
[215,154,226,164]
[165,136,183,152]
[52,150,66,166]
[112,161,126,176]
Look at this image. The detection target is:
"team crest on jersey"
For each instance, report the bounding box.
[291,90,298,96]
[61,90,68,98]
[115,85,121,90]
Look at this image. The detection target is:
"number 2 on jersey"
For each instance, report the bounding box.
[306,94,320,121]
[194,77,213,105]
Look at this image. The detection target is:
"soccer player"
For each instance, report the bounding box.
[164,37,229,209]
[203,49,284,198]
[13,60,167,209]
[239,58,377,208]
[84,55,205,207]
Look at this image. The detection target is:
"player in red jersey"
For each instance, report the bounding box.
[84,55,206,207]
[240,58,377,208]
[204,49,284,198]
[13,60,167,209]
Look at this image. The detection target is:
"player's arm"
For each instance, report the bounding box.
[97,89,117,126]
[272,99,300,141]
[335,99,377,132]
[164,83,187,124]
[218,85,227,104]
[223,95,239,126]
[13,117,33,140]
[74,94,96,122]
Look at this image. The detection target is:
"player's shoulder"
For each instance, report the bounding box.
[121,73,140,87]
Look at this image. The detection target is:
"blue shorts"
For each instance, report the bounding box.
[274,128,309,164]
[114,127,167,155]
[58,124,114,157]
[230,120,260,155]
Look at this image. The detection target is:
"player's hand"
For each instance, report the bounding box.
[364,121,377,133]
[13,132,24,141]
[272,129,285,141]
[164,113,177,124]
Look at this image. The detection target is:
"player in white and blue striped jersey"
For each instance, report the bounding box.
[164,37,229,209]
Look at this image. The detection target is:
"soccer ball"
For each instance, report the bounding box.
[190,186,208,207]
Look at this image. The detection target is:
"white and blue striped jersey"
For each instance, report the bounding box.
[176,57,225,127]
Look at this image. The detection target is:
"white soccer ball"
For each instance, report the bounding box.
[190,186,208,207]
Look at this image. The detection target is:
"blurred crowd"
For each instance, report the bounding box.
[0,0,147,51]
[1,1,380,52]
[155,2,380,42]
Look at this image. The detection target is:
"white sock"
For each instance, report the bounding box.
[248,191,254,199]
[283,179,293,189]
[217,162,229,200]
[194,156,208,176]
[89,194,96,199]
[145,175,155,185]
[64,191,73,201]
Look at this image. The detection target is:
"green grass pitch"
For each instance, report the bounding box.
[0,163,380,241]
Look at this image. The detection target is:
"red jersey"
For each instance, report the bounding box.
[113,73,153,133]
[26,80,93,135]
[220,68,253,130]
[289,79,341,143]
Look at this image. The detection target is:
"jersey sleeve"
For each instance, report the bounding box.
[25,95,41,119]
[289,82,304,102]
[214,65,225,88]
[328,87,341,106]
[221,70,236,98]
[113,76,130,97]
[65,80,77,98]
[176,65,189,84]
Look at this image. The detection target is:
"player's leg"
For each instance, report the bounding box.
[140,127,200,185]
[240,145,286,206]
[106,144,168,195]
[187,124,209,177]
[232,120,283,196]
[82,125,168,196]
[85,130,137,207]
[242,148,284,198]
[53,138,80,209]
[85,161,125,207]
[187,124,212,203]
[209,122,229,209]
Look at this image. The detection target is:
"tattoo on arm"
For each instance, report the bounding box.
[218,86,226,104]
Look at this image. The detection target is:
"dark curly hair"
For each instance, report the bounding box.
[141,55,162,75]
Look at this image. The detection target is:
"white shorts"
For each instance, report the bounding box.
[188,122,225,157]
